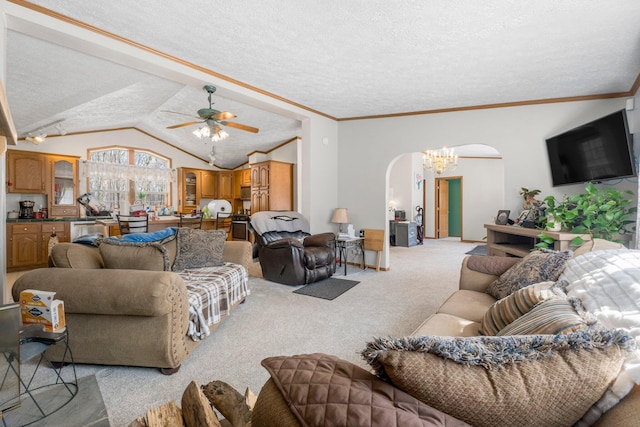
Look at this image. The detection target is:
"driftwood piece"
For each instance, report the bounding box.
[181,381,222,427]
[244,388,257,411]
[128,417,148,427]
[146,401,184,427]
[202,381,252,427]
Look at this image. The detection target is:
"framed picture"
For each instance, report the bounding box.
[495,210,510,225]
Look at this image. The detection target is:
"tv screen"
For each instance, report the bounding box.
[545,109,636,187]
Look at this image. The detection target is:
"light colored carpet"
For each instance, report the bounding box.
[19,238,476,426]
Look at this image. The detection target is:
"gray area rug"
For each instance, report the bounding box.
[2,375,109,427]
[293,278,360,300]
[465,245,487,256]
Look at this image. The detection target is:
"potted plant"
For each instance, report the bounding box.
[536,182,636,249]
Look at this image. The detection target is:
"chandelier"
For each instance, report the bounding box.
[193,123,229,142]
[423,147,458,174]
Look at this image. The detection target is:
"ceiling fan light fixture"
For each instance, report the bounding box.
[208,147,216,166]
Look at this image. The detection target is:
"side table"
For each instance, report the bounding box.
[3,324,78,426]
[335,237,364,275]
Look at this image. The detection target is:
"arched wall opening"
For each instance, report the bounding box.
[384,144,505,266]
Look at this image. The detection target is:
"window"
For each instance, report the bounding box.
[84,147,174,209]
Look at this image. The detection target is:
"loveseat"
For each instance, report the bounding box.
[250,240,640,426]
[11,227,252,374]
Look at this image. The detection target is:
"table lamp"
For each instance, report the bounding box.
[331,208,350,234]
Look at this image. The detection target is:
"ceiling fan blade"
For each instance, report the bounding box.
[211,111,236,120]
[161,110,201,120]
[224,121,259,133]
[167,121,201,129]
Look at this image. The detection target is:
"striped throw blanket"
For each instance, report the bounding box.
[177,263,249,341]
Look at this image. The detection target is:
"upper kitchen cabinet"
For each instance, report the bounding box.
[178,168,235,212]
[217,171,233,200]
[250,160,293,214]
[7,150,46,194]
[49,155,80,217]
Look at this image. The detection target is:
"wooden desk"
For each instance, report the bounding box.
[484,223,590,257]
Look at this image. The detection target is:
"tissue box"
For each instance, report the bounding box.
[19,290,66,332]
[19,289,56,308]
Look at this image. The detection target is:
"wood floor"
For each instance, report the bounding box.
[4,271,24,303]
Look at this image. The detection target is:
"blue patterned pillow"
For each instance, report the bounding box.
[105,227,178,243]
[172,228,227,271]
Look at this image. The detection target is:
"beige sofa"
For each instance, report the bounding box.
[252,241,640,426]
[12,232,252,374]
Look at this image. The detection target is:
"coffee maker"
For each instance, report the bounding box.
[19,200,35,219]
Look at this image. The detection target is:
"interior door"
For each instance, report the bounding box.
[436,179,449,238]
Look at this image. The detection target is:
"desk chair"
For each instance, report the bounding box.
[116,214,149,235]
[179,213,203,229]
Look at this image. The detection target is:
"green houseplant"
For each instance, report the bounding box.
[536,182,636,249]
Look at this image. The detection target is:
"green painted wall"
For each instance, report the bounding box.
[448,178,461,237]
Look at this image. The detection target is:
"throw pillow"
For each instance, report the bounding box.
[362,330,633,427]
[479,280,567,336]
[496,296,598,336]
[172,228,227,271]
[560,249,640,425]
[485,249,572,300]
[106,227,178,244]
[259,353,472,427]
[99,239,170,271]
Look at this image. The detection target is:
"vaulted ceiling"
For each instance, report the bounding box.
[4,0,640,168]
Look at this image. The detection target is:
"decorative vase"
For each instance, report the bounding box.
[546,215,561,232]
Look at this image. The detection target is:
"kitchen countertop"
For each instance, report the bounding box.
[6,217,111,223]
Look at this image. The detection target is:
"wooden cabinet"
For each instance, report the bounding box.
[48,155,80,217]
[7,150,80,217]
[241,168,251,186]
[250,161,293,214]
[484,223,590,257]
[217,172,233,200]
[7,150,46,193]
[178,168,235,212]
[7,221,69,271]
[200,170,217,199]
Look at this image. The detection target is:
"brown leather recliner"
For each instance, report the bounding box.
[251,211,336,285]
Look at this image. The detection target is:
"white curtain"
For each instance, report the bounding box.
[81,160,175,183]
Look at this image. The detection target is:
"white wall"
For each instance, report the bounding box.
[339,98,636,268]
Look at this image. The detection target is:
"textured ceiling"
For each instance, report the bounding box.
[5,0,640,167]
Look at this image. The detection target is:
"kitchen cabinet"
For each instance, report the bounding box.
[7,150,80,217]
[178,168,235,212]
[201,170,217,199]
[48,155,80,217]
[250,160,293,214]
[217,171,233,200]
[241,168,251,185]
[7,150,46,194]
[7,221,70,271]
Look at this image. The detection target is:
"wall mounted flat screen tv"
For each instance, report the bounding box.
[545,109,636,187]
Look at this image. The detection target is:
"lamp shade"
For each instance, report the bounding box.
[331,208,349,224]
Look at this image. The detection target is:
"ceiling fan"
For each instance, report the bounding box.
[165,85,259,139]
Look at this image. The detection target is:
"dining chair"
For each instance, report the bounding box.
[179,213,203,229]
[116,214,149,235]
[216,212,232,233]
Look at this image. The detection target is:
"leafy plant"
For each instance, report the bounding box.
[536,182,636,249]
